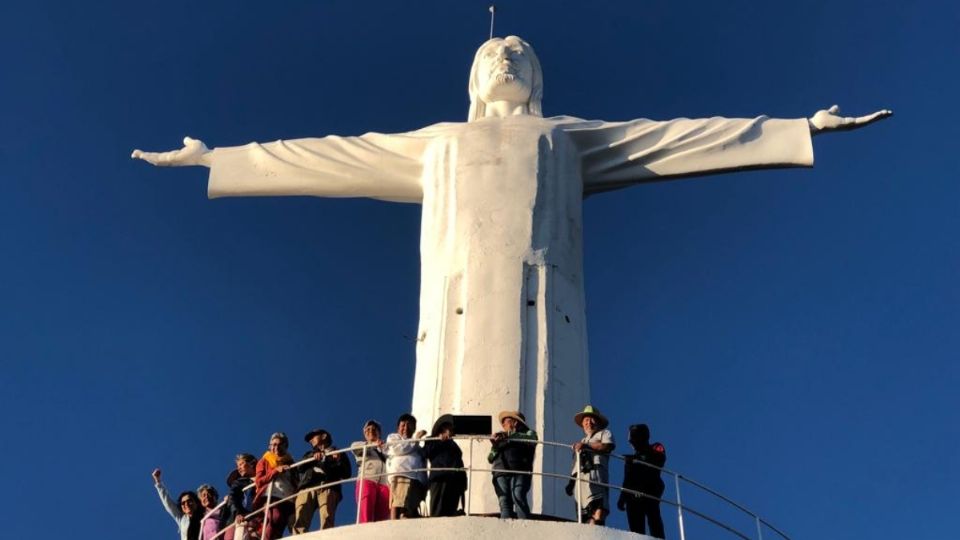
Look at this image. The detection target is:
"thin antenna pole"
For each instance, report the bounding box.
[488,5,496,39]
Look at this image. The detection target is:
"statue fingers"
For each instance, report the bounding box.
[136,148,178,166]
[828,104,840,114]
[854,109,893,125]
[132,149,162,165]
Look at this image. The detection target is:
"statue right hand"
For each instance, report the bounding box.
[152,468,162,483]
[132,137,210,167]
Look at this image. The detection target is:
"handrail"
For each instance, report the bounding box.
[193,435,791,540]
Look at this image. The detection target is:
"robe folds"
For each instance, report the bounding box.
[206,114,813,516]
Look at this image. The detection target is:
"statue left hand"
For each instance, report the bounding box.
[809,105,892,134]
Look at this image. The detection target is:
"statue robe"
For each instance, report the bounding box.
[206,114,813,516]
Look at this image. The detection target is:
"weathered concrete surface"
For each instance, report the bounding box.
[294,516,652,540]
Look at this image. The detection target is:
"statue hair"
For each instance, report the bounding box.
[468,36,543,122]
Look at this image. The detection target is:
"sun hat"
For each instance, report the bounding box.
[573,405,609,430]
[498,410,527,425]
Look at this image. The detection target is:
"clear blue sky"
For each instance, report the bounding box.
[1,1,956,538]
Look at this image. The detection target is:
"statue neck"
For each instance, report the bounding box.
[483,101,530,119]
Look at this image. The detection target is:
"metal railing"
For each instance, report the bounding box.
[196,435,790,540]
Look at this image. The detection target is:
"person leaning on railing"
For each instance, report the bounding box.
[152,468,203,540]
[618,424,667,539]
[292,428,351,533]
[197,484,223,540]
[423,415,467,517]
[350,420,390,523]
[385,413,428,519]
[221,454,257,540]
[488,410,538,519]
[569,405,616,526]
[253,432,296,539]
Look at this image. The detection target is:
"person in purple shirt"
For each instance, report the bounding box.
[197,484,223,540]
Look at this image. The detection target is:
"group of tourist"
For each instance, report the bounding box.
[152,406,667,539]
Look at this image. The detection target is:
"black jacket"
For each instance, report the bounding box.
[488,428,538,477]
[620,442,667,501]
[424,438,466,485]
[223,471,254,524]
[296,447,352,495]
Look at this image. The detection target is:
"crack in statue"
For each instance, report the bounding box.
[133,36,890,516]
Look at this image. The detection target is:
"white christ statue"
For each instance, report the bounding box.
[133,36,890,517]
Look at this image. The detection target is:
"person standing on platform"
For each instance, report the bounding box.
[152,468,203,540]
[424,416,467,516]
[351,420,391,523]
[571,406,616,525]
[292,428,351,532]
[196,484,223,540]
[222,454,257,540]
[385,413,427,519]
[253,432,296,539]
[618,424,667,538]
[488,410,538,519]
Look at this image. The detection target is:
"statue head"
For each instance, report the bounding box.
[468,36,543,122]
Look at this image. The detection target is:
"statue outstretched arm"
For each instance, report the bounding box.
[566,105,890,195]
[808,105,892,135]
[132,130,433,204]
[569,116,815,194]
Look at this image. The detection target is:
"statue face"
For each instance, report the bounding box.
[476,37,534,105]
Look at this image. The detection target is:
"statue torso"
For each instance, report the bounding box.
[419,115,584,272]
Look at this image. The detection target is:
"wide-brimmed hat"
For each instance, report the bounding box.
[498,410,526,425]
[573,405,608,430]
[432,414,456,437]
[303,428,331,443]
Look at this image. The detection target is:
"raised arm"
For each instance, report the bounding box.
[133,128,436,204]
[152,468,183,523]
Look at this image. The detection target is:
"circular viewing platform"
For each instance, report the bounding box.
[293,515,655,539]
[193,435,789,540]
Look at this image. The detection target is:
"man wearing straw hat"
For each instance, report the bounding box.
[488,410,538,519]
[570,405,616,525]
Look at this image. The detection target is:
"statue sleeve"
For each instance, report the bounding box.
[565,116,813,195]
[206,130,431,203]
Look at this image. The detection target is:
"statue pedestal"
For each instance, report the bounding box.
[292,516,651,540]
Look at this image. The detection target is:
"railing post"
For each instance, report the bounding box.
[264,482,273,539]
[755,515,764,540]
[674,474,686,540]
[575,448,582,524]
[466,437,474,516]
[355,444,367,525]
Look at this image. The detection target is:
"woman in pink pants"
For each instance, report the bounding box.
[351,420,391,522]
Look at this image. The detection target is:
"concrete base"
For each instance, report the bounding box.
[293,516,651,539]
